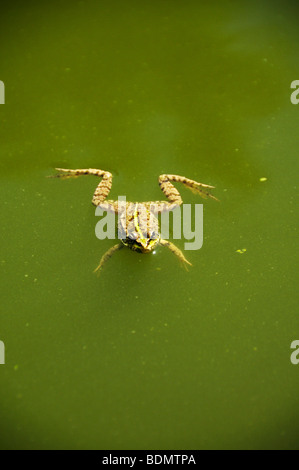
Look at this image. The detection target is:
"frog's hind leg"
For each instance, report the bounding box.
[94,243,124,275]
[52,168,113,206]
[158,174,218,202]
[159,239,192,270]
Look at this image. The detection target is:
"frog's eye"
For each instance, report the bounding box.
[128,231,138,240]
[150,231,158,239]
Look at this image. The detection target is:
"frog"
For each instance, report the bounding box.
[51,167,217,273]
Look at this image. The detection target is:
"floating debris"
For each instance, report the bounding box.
[236,248,247,254]
[259,177,267,182]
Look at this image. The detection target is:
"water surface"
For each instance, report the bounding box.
[0,0,298,449]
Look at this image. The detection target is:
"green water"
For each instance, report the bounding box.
[0,0,299,450]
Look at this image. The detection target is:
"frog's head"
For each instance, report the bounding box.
[123,230,160,253]
[136,232,161,253]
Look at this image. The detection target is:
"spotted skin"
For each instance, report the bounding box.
[51,168,217,273]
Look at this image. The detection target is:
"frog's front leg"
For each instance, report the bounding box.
[52,168,113,206]
[158,174,218,204]
[94,242,124,275]
[159,239,192,269]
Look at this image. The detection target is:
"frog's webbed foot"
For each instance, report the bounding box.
[158,174,218,203]
[49,168,113,206]
[48,168,82,179]
[94,243,124,276]
[159,239,192,270]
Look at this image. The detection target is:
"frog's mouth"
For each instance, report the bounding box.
[122,235,160,253]
[138,236,160,253]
